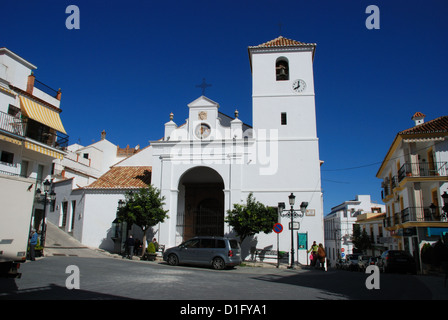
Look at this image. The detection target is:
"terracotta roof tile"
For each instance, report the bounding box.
[400,115,448,135]
[411,112,426,119]
[85,166,152,189]
[249,36,315,48]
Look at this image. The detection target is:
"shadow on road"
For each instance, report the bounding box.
[250,268,434,300]
[0,278,134,300]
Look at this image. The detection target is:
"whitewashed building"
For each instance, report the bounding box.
[47,131,140,237]
[0,47,68,234]
[64,36,325,264]
[324,195,385,266]
[149,36,324,263]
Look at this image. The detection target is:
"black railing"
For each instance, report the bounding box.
[34,79,59,98]
[398,162,448,182]
[401,206,443,223]
[22,118,68,150]
[383,216,392,228]
[383,206,445,227]
[381,180,391,199]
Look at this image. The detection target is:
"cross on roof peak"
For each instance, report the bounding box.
[196,78,212,96]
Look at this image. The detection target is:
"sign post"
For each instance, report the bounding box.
[273,223,283,268]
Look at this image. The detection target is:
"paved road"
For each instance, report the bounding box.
[1,254,447,301]
[2,223,447,303]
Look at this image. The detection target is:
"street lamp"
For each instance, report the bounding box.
[113,199,127,254]
[278,193,308,269]
[35,179,56,249]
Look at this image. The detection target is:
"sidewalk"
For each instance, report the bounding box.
[43,221,111,258]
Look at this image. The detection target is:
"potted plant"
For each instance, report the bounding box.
[142,242,157,261]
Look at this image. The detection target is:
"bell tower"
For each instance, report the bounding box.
[248,36,317,139]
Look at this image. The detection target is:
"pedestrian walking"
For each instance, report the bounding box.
[317,243,326,270]
[125,235,135,260]
[307,241,319,266]
[134,238,141,256]
[29,229,38,261]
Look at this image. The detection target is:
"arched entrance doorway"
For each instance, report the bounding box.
[177,167,224,242]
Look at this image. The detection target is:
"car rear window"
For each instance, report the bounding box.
[389,251,410,257]
[229,240,239,249]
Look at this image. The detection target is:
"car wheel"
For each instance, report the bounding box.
[167,254,179,266]
[212,257,225,270]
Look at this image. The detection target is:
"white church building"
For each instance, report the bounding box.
[57,36,325,264]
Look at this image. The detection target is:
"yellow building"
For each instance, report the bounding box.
[376,112,448,266]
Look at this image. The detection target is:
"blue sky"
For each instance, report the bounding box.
[2,0,447,214]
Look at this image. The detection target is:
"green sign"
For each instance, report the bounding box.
[298,233,307,250]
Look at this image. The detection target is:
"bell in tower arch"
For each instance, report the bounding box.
[276,58,289,81]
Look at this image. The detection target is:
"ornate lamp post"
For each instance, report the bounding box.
[112,199,127,254]
[35,179,56,249]
[278,193,308,269]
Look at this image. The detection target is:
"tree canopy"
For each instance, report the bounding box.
[225,193,278,244]
[117,186,169,254]
[352,224,372,253]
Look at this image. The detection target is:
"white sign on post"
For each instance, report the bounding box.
[289,222,300,230]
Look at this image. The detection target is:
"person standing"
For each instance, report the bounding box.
[125,235,135,260]
[29,229,38,261]
[307,241,319,266]
[317,243,326,270]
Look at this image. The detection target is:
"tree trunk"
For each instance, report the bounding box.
[141,227,147,257]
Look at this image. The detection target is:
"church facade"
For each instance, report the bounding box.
[148,36,324,263]
[56,36,324,264]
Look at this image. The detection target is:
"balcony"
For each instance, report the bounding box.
[23,118,68,150]
[384,206,447,228]
[398,161,448,182]
[400,206,446,223]
[0,111,25,136]
[0,111,68,150]
[381,179,391,199]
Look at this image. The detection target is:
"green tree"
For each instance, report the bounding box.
[117,186,169,255]
[225,193,277,244]
[352,224,371,252]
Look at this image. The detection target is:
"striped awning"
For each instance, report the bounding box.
[19,96,67,134]
[0,133,22,145]
[24,141,64,159]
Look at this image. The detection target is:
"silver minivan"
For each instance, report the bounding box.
[163,236,242,270]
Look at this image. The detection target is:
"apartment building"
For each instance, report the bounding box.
[324,195,385,266]
[0,48,68,234]
[376,112,448,264]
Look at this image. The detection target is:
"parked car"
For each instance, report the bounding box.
[357,255,372,271]
[377,250,417,274]
[368,256,379,267]
[346,254,361,271]
[335,259,347,270]
[163,236,242,270]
